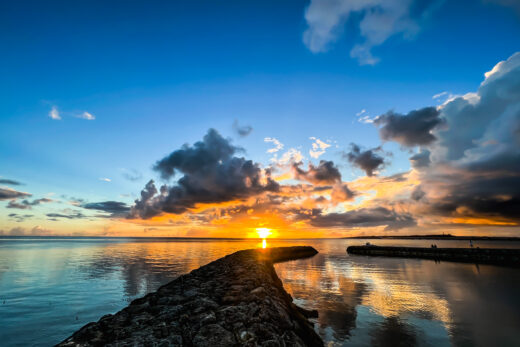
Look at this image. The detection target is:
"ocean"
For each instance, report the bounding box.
[1,237,519,346]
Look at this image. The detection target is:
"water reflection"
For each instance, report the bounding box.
[274,239,520,346]
[0,238,520,346]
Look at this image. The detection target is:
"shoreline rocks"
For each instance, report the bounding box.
[58,246,323,347]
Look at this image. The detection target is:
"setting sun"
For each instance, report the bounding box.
[256,228,271,239]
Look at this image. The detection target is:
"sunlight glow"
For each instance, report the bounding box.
[256,228,271,239]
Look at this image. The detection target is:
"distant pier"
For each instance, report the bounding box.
[347,245,520,267]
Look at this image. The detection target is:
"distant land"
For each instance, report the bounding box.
[343,234,520,241]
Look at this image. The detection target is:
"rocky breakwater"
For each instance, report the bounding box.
[58,246,323,347]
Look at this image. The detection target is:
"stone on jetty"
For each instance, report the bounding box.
[58,246,323,347]
[347,245,520,267]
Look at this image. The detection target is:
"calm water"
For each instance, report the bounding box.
[1,238,520,346]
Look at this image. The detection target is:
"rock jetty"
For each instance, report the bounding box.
[58,246,323,347]
[347,245,520,267]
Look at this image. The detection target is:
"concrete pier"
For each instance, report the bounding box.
[347,245,520,267]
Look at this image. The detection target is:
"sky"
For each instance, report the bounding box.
[1,0,520,238]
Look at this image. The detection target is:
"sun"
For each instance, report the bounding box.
[256,228,271,239]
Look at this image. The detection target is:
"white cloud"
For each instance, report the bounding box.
[99,177,111,182]
[430,52,520,162]
[303,0,442,65]
[264,137,284,153]
[48,106,95,120]
[356,109,375,124]
[432,91,448,99]
[272,148,304,165]
[309,136,331,159]
[432,91,456,103]
[49,106,61,120]
[356,109,367,116]
[78,111,95,120]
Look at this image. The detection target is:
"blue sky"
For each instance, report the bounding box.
[1,0,519,236]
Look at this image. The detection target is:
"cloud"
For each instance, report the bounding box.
[99,177,111,182]
[309,137,331,159]
[292,160,342,185]
[0,178,22,186]
[82,201,130,217]
[121,168,142,182]
[130,180,158,218]
[409,149,431,168]
[0,226,53,236]
[48,106,95,121]
[130,129,279,219]
[6,198,52,209]
[0,187,31,200]
[77,111,95,120]
[331,183,356,203]
[232,120,253,137]
[46,211,86,219]
[7,213,34,223]
[264,137,284,153]
[356,109,376,124]
[303,0,443,65]
[271,148,304,165]
[411,186,425,201]
[344,144,385,176]
[432,91,456,104]
[49,106,61,120]
[374,107,443,147]
[383,52,520,225]
[309,207,416,230]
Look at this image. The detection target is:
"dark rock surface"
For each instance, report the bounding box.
[58,246,323,347]
[347,245,520,267]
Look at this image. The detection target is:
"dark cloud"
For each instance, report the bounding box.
[380,172,409,183]
[344,144,385,177]
[411,186,426,201]
[409,149,431,168]
[46,212,86,219]
[6,198,52,209]
[375,107,443,147]
[130,180,159,219]
[130,129,279,219]
[232,120,253,137]
[82,201,131,217]
[0,178,22,186]
[292,160,341,185]
[402,53,520,225]
[7,200,31,209]
[309,207,416,230]
[427,173,520,222]
[153,128,238,180]
[0,188,31,200]
[7,213,34,223]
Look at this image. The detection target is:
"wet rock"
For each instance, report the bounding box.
[193,324,236,346]
[57,246,322,346]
